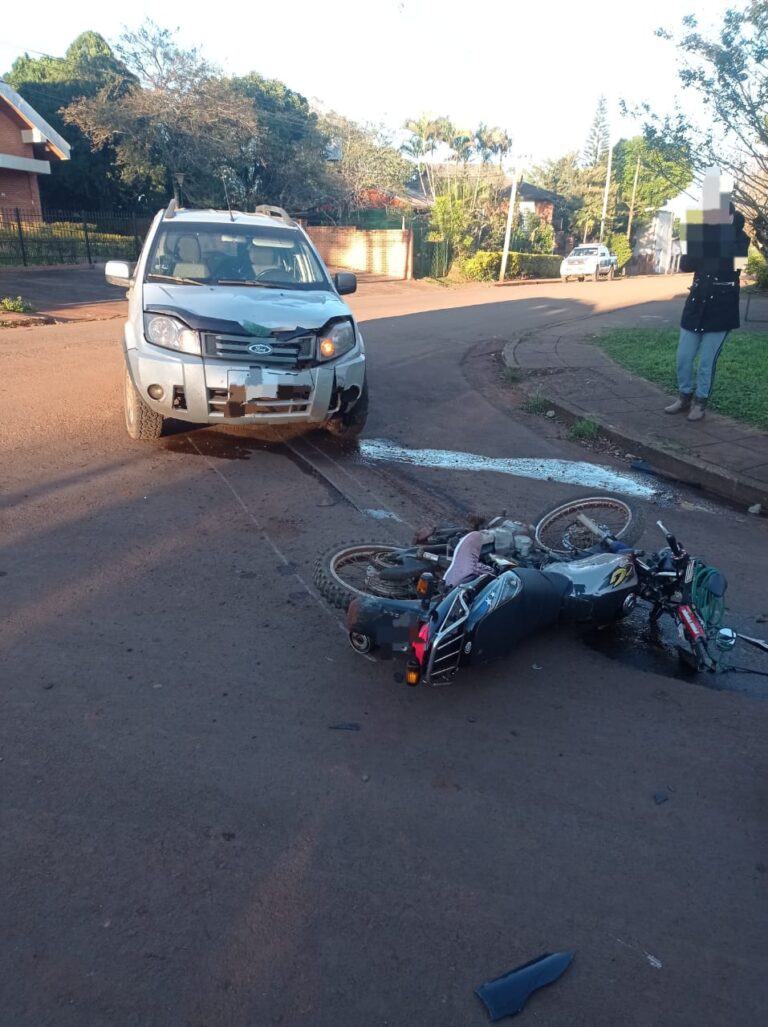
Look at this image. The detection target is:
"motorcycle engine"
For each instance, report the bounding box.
[487,520,533,558]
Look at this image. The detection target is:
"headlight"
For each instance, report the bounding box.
[318,319,356,361]
[143,314,200,355]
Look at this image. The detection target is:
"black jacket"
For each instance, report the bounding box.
[679,213,748,333]
[680,269,741,333]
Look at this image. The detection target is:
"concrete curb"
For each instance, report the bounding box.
[502,335,768,510]
[0,313,56,329]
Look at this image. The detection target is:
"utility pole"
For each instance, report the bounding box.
[499,163,523,282]
[599,140,613,243]
[626,153,641,240]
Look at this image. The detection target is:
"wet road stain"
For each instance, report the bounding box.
[582,609,768,698]
[359,439,660,499]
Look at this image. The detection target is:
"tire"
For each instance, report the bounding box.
[607,267,615,280]
[533,494,646,558]
[578,276,585,282]
[561,276,569,283]
[124,367,165,441]
[314,541,407,609]
[325,379,369,441]
[592,268,600,282]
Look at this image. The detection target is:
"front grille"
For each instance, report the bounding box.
[202,333,315,367]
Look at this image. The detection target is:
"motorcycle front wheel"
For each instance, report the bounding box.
[534,494,646,558]
[314,543,419,608]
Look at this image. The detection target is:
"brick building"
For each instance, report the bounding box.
[0,81,70,213]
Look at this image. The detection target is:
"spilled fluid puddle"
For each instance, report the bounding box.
[582,609,768,698]
[359,439,659,499]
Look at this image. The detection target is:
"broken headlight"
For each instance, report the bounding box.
[143,313,201,355]
[318,319,356,361]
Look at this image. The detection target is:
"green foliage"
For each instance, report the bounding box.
[458,250,562,281]
[6,32,144,210]
[0,295,35,313]
[320,113,411,218]
[567,418,600,441]
[583,96,610,167]
[647,5,768,253]
[522,389,551,415]
[597,328,768,428]
[607,233,633,269]
[746,248,768,289]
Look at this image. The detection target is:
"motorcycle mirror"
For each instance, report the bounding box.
[716,627,737,651]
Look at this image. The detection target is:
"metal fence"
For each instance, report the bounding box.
[0,208,153,267]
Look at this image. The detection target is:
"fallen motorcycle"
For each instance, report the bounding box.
[314,494,758,685]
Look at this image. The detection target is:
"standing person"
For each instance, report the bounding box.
[665,205,749,422]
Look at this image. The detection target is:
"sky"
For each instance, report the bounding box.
[1,0,726,167]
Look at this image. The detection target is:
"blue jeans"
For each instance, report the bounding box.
[676,328,729,399]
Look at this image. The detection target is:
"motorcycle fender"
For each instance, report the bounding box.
[347,596,421,658]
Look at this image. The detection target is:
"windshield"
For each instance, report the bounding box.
[570,247,599,257]
[144,222,330,289]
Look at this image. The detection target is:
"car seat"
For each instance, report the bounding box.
[173,235,208,279]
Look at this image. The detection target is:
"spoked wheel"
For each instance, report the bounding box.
[314,543,419,609]
[534,494,646,558]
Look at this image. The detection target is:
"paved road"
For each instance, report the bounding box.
[2,277,767,1027]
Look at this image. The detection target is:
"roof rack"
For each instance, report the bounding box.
[253,204,295,226]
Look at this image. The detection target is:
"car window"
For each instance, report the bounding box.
[145,222,330,289]
[571,246,599,257]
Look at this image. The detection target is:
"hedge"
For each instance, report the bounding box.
[459,250,562,281]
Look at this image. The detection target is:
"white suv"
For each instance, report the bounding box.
[560,244,618,282]
[106,204,367,441]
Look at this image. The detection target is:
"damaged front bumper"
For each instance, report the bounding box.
[124,344,366,426]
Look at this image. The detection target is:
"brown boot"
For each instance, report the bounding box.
[688,398,707,421]
[665,393,692,414]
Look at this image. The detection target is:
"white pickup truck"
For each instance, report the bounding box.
[560,244,618,282]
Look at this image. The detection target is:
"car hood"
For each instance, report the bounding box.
[142,283,351,333]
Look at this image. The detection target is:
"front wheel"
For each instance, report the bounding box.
[592,268,600,282]
[124,367,165,440]
[534,494,646,558]
[325,379,369,442]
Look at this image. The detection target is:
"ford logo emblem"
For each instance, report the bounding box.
[247,343,273,355]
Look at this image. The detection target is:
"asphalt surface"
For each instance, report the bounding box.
[1,276,767,1027]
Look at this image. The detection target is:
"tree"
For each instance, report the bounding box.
[611,136,692,236]
[66,22,258,206]
[646,3,768,251]
[6,32,141,209]
[229,74,330,210]
[320,114,410,217]
[583,96,610,167]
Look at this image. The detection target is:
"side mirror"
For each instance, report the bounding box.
[105,260,135,289]
[716,628,737,651]
[334,271,357,295]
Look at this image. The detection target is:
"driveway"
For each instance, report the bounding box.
[1,276,766,1027]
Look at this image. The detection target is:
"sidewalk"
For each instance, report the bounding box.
[503,320,768,510]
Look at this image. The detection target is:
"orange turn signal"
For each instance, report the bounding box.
[319,338,336,358]
[406,666,421,686]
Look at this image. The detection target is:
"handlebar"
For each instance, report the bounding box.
[657,519,683,557]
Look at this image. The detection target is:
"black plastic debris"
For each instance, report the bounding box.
[475,950,574,1021]
[328,722,361,731]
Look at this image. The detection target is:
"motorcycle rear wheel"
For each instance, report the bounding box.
[534,494,645,558]
[314,543,418,608]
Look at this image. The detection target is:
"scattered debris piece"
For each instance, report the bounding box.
[466,716,477,724]
[361,774,370,782]
[747,504,762,515]
[532,664,543,671]
[221,832,236,841]
[328,722,361,731]
[653,792,669,805]
[545,409,556,418]
[475,950,574,1021]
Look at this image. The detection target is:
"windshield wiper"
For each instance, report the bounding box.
[146,273,204,286]
[215,279,285,288]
